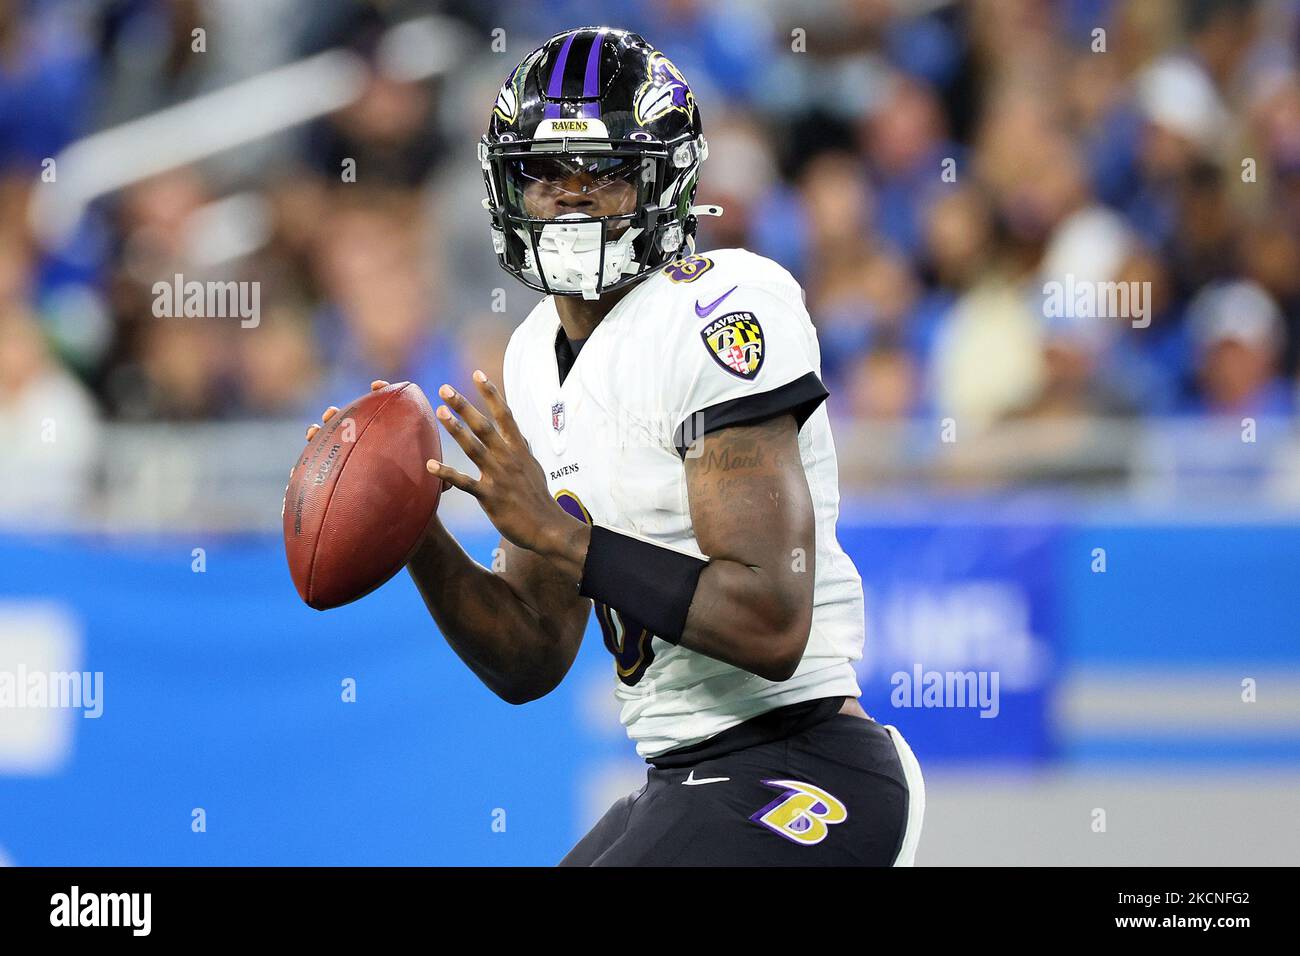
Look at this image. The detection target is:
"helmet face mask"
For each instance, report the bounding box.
[509,155,644,223]
[480,28,709,299]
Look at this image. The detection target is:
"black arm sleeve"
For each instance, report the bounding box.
[672,371,829,459]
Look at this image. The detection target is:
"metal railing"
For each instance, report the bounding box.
[2,415,1299,533]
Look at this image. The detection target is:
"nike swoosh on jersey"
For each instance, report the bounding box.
[682,771,731,786]
[694,285,738,318]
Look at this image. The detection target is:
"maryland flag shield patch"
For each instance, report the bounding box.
[701,311,765,379]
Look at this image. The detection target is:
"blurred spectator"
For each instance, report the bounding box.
[1018,299,1140,422]
[309,190,464,406]
[629,0,774,106]
[0,0,1299,504]
[0,303,101,520]
[860,73,960,257]
[1187,279,1294,416]
[842,342,920,422]
[0,0,95,168]
[818,248,921,401]
[1239,215,1300,374]
[928,272,1044,430]
[235,306,321,417]
[304,47,444,187]
[694,114,778,252]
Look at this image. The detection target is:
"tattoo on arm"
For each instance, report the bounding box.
[686,414,807,570]
[679,413,816,678]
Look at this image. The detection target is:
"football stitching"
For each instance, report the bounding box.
[304,383,409,606]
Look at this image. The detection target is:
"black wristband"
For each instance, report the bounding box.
[578,525,708,644]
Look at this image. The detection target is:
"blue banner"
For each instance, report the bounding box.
[1,516,1298,864]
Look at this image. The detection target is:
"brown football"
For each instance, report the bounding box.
[283,382,441,610]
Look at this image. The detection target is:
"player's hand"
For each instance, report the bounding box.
[304,380,452,492]
[429,370,577,556]
[304,379,387,442]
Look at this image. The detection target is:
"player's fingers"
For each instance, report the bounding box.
[321,405,340,423]
[370,380,389,391]
[426,459,477,497]
[435,404,489,467]
[305,423,320,441]
[437,384,500,447]
[471,371,522,443]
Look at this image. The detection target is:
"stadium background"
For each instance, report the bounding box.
[2,0,1299,865]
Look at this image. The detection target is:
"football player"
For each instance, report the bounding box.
[307,27,924,865]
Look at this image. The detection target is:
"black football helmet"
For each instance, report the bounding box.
[480,27,721,299]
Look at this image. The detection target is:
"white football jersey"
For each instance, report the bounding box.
[502,248,865,757]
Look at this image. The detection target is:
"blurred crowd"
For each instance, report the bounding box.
[4,0,1300,504]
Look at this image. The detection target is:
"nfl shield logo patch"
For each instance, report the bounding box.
[701,311,765,379]
[551,401,565,432]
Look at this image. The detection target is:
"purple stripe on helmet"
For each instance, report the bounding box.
[543,31,578,118]
[585,27,608,117]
